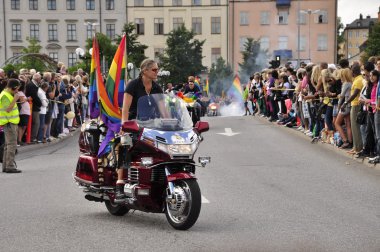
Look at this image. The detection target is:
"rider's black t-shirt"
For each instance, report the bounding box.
[124,78,163,119]
[184,84,201,94]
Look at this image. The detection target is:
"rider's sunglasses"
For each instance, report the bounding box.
[150,68,159,73]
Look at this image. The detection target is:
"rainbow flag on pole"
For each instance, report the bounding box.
[89,35,101,119]
[227,75,243,100]
[204,78,209,95]
[98,35,126,124]
[97,35,127,156]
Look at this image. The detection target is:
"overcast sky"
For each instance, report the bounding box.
[338,0,379,26]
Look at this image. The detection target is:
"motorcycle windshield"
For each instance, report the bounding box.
[136,93,194,131]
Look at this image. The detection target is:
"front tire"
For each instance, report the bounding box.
[105,200,129,216]
[165,179,201,230]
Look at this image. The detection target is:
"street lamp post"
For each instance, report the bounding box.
[157,70,170,90]
[127,62,134,80]
[300,9,320,62]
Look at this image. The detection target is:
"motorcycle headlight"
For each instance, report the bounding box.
[156,142,198,156]
[210,105,217,110]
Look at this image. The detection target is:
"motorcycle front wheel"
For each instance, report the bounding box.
[105,200,129,216]
[165,179,201,230]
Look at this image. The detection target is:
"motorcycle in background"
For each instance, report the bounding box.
[73,94,210,230]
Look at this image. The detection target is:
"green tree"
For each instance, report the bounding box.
[159,25,206,84]
[208,57,233,95]
[337,17,345,62]
[116,22,148,68]
[84,32,117,73]
[22,37,42,53]
[238,38,267,84]
[362,22,380,62]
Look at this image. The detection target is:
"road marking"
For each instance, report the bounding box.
[202,195,210,203]
[217,128,240,137]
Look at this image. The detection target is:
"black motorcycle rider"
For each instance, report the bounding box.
[184,77,202,123]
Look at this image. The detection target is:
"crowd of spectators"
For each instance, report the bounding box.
[0,62,89,146]
[243,57,380,163]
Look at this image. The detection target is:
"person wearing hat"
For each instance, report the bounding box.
[0,79,25,173]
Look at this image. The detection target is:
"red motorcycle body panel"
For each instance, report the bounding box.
[167,172,196,182]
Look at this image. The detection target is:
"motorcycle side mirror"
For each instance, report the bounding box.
[195,121,209,133]
[122,121,139,133]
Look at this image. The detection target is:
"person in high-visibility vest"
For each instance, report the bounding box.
[0,79,24,173]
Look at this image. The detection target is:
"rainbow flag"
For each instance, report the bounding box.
[98,35,126,124]
[89,36,101,119]
[97,35,127,157]
[227,75,243,100]
[194,76,201,90]
[204,78,209,95]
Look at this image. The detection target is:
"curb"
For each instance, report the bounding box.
[253,115,380,171]
[17,128,80,154]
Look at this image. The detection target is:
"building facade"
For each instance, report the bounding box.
[0,0,126,67]
[126,0,228,70]
[229,0,337,71]
[341,14,378,64]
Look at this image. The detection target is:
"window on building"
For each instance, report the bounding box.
[348,43,352,48]
[30,24,39,40]
[135,18,145,35]
[260,37,269,51]
[356,31,360,37]
[86,24,93,39]
[173,17,184,30]
[106,0,114,10]
[362,31,368,38]
[210,0,220,5]
[192,0,201,5]
[154,0,163,6]
[348,31,352,38]
[67,24,77,41]
[278,11,288,24]
[316,10,328,24]
[12,24,21,41]
[49,52,58,62]
[29,0,38,10]
[172,0,182,6]
[47,0,56,10]
[317,34,328,51]
[67,0,75,10]
[86,0,95,10]
[298,11,306,24]
[240,12,249,26]
[68,52,77,67]
[154,18,164,35]
[134,0,144,6]
[278,36,288,49]
[239,37,248,51]
[260,11,270,25]
[211,48,221,64]
[356,43,359,48]
[106,24,115,40]
[211,17,221,34]
[298,35,306,51]
[11,0,20,10]
[192,17,202,34]
[154,48,164,62]
[48,24,58,41]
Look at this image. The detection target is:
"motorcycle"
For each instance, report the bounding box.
[207,102,219,116]
[73,94,211,230]
[182,92,201,126]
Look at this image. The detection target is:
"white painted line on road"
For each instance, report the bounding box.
[217,128,240,136]
[202,195,210,203]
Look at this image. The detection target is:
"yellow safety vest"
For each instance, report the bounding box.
[0,90,20,125]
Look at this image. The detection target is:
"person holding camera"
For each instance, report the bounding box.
[0,79,25,173]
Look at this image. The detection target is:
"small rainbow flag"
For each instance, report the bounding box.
[89,35,101,119]
[204,78,209,95]
[227,75,243,100]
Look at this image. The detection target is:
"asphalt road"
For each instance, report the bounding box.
[0,116,379,252]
